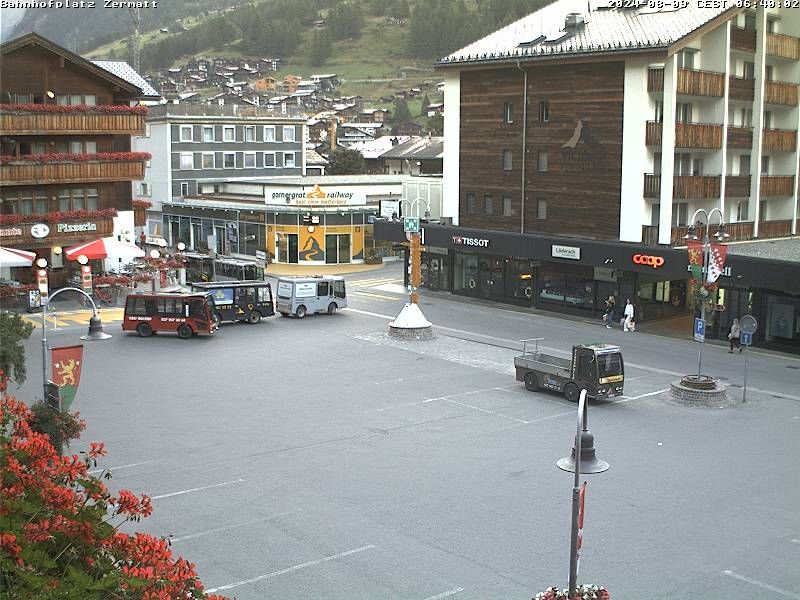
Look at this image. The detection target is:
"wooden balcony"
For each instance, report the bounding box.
[641,220,794,246]
[0,109,146,135]
[764,80,798,106]
[0,157,146,186]
[725,175,751,198]
[767,32,800,61]
[727,126,753,149]
[729,76,755,102]
[134,206,147,227]
[646,68,724,96]
[644,121,723,149]
[760,175,794,196]
[642,174,720,199]
[0,216,114,245]
[677,68,724,97]
[762,128,797,152]
[731,26,756,53]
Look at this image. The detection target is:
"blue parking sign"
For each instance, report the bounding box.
[740,332,752,346]
[693,318,705,342]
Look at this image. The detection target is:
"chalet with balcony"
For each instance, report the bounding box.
[0,32,155,282]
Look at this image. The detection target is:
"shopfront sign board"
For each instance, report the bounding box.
[552,245,581,260]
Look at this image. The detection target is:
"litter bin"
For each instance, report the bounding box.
[26,289,42,313]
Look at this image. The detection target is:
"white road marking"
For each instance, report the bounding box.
[722,570,800,598]
[614,389,670,403]
[88,460,155,474]
[206,544,376,593]
[170,513,293,543]
[792,539,800,544]
[151,478,244,500]
[440,398,530,424]
[422,587,464,600]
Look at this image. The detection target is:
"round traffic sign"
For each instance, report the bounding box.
[740,314,758,335]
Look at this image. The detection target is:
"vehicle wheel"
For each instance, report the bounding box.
[524,372,538,392]
[212,312,222,326]
[177,324,192,339]
[327,302,337,315]
[563,382,580,403]
[136,323,153,338]
[295,305,307,319]
[248,311,261,324]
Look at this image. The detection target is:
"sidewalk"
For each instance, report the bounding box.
[264,262,388,277]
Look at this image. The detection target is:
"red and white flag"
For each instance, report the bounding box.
[706,244,728,283]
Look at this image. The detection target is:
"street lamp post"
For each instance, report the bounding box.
[685,208,728,380]
[41,286,111,408]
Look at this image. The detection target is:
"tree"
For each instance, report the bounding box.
[392,97,412,123]
[308,28,332,67]
[0,388,229,599]
[0,312,34,387]
[326,148,367,175]
[427,113,444,136]
[419,94,431,117]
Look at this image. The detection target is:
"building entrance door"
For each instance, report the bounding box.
[277,233,298,263]
[325,234,351,264]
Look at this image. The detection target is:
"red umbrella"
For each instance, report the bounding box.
[65,237,145,261]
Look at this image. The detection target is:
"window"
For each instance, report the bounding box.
[672,202,688,227]
[264,152,276,167]
[84,95,96,106]
[759,200,767,220]
[245,126,256,142]
[223,152,236,168]
[538,100,549,123]
[55,94,95,105]
[139,182,151,196]
[676,102,692,123]
[692,158,704,176]
[743,61,755,80]
[334,280,345,298]
[536,197,547,220]
[223,126,235,142]
[317,281,330,296]
[282,126,295,142]
[502,195,513,217]
[761,155,769,175]
[86,188,97,210]
[484,194,493,215]
[674,153,692,175]
[244,152,256,168]
[203,126,215,142]
[537,151,548,172]
[763,110,772,129]
[201,153,215,169]
[765,64,774,82]
[744,13,756,31]
[283,152,296,168]
[737,200,749,221]
[180,182,189,196]
[739,154,751,175]
[741,108,753,127]
[767,17,776,33]
[466,192,477,215]
[180,125,193,142]
[654,101,663,123]
[676,49,695,70]
[502,150,513,171]
[651,203,660,226]
[653,152,662,175]
[70,140,96,153]
[264,126,276,142]
[34,192,47,213]
[179,152,194,170]
[503,102,514,124]
[59,190,70,211]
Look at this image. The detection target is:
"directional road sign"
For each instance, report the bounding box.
[403,217,420,233]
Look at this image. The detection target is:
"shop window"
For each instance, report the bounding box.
[466,192,477,215]
[503,102,514,124]
[180,125,193,142]
[538,100,549,123]
[536,198,547,220]
[484,194,494,215]
[502,150,512,171]
[502,195,513,217]
[453,253,479,294]
[203,126,215,142]
[537,151,548,172]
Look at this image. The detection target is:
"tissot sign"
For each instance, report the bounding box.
[452,235,490,248]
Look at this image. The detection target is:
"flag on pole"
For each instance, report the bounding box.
[576,482,587,574]
[687,240,703,281]
[706,244,728,283]
[51,345,84,411]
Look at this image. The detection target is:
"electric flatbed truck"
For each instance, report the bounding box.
[514,338,624,402]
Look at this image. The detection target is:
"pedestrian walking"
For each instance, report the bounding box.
[623,298,635,332]
[728,318,742,353]
[138,231,146,247]
[604,295,616,329]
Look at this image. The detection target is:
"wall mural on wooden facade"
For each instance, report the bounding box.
[561,119,607,173]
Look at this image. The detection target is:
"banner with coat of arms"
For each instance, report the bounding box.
[706,243,728,283]
[51,345,84,411]
[687,240,704,281]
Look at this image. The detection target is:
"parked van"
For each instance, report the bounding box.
[190,280,274,324]
[275,276,347,318]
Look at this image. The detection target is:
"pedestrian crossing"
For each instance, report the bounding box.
[347,277,401,288]
[21,308,125,329]
[347,277,407,301]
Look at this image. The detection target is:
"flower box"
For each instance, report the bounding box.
[534,585,610,600]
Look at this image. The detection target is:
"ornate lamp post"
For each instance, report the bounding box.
[684,208,729,380]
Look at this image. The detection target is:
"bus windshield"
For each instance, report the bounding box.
[598,352,623,378]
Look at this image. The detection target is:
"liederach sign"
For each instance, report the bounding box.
[269,184,361,206]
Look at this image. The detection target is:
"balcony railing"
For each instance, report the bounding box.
[0,216,114,245]
[727,126,753,149]
[760,175,795,196]
[641,220,794,246]
[762,128,797,152]
[767,32,800,60]
[725,175,751,198]
[764,80,799,106]
[731,26,756,53]
[0,109,146,135]
[642,174,720,199]
[646,68,724,96]
[1,155,146,186]
[645,122,723,149]
[729,76,755,102]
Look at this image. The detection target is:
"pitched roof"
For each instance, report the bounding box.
[93,60,162,98]
[380,136,444,160]
[439,1,739,66]
[349,136,412,159]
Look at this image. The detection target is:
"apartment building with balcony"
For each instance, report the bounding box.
[375,1,800,352]
[0,33,155,284]
[133,104,306,241]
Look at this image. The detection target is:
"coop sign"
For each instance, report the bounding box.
[633,253,665,269]
[57,222,98,233]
